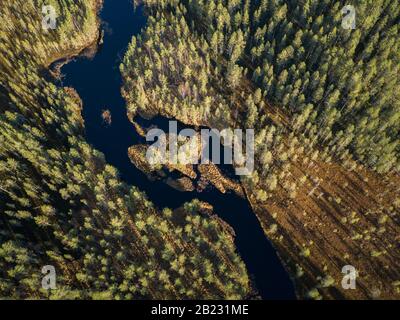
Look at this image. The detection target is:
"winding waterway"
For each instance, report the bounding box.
[61,0,295,299]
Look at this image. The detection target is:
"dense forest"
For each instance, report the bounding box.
[122,0,400,299]
[123,0,399,173]
[0,0,251,299]
[1,0,399,300]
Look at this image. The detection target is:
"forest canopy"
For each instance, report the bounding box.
[0,0,251,299]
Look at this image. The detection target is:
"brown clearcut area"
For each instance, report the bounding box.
[121,1,400,299]
[127,92,400,299]
[246,152,400,299]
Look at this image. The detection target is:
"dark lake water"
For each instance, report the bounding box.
[61,0,295,300]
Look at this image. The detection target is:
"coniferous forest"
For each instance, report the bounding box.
[1,0,400,300]
[0,0,250,299]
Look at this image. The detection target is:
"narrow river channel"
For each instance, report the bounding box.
[61,0,295,300]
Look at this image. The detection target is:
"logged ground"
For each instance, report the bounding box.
[119,2,400,299]
[125,61,400,298]
[246,149,400,299]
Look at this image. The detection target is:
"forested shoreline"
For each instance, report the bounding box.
[0,0,399,300]
[0,0,251,299]
[122,0,400,299]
